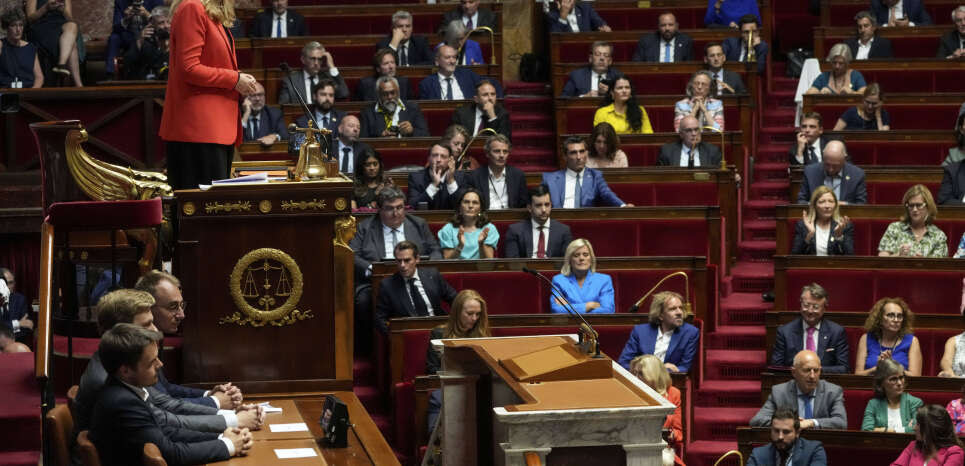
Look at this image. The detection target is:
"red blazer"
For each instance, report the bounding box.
[160,0,242,146]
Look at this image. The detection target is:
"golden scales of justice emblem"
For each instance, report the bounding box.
[220,248,314,327]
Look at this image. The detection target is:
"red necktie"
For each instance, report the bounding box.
[536,226,546,258]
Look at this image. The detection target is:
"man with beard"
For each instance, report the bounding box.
[295,79,345,134]
[355,48,410,101]
[329,116,369,175]
[279,41,349,104]
[722,15,769,73]
[747,408,828,465]
[503,184,572,258]
[407,143,466,210]
[241,82,288,146]
[450,80,511,139]
[703,42,747,95]
[360,76,428,138]
[631,12,694,63]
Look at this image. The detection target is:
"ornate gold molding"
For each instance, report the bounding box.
[220,248,314,327]
[258,200,273,214]
[334,197,347,211]
[281,199,327,211]
[205,201,252,214]
[334,215,357,249]
[182,202,197,216]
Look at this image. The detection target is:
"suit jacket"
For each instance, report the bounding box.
[631,31,695,62]
[465,165,527,209]
[440,7,497,30]
[747,438,828,466]
[0,292,28,329]
[938,30,965,59]
[90,377,229,466]
[770,317,850,374]
[617,322,700,372]
[710,68,748,95]
[845,35,894,59]
[294,107,346,134]
[278,69,349,105]
[542,168,624,207]
[407,167,468,210]
[359,100,430,138]
[788,135,835,165]
[545,2,607,33]
[656,141,722,168]
[749,379,847,429]
[375,35,433,66]
[871,0,932,26]
[323,139,372,174]
[242,106,288,141]
[418,68,488,100]
[722,37,769,74]
[797,162,867,204]
[348,214,442,282]
[938,161,965,205]
[560,66,623,98]
[356,75,410,102]
[503,219,573,258]
[154,369,214,408]
[790,219,854,257]
[861,392,922,431]
[451,103,512,140]
[159,0,241,146]
[375,268,457,332]
[251,9,306,37]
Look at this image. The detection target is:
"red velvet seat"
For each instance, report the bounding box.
[811,104,960,131]
[781,216,965,256]
[785,269,964,315]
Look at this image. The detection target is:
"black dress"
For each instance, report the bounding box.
[0,39,38,87]
[27,0,67,59]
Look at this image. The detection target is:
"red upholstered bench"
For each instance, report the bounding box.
[810,103,960,131]
[778,211,965,255]
[823,3,959,26]
[0,352,42,455]
[597,8,707,31]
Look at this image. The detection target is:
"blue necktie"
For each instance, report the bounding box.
[664,43,671,62]
[574,172,582,208]
[445,77,454,100]
[799,393,813,419]
[275,16,282,38]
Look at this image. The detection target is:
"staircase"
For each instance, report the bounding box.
[685,68,800,465]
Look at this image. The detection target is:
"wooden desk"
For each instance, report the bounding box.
[212,439,326,466]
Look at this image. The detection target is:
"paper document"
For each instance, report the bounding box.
[269,422,309,432]
[274,448,318,459]
[199,172,271,190]
[259,402,283,413]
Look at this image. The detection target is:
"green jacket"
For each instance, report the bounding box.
[861,392,923,431]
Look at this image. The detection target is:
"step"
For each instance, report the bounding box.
[504,97,552,113]
[684,440,740,466]
[503,81,552,96]
[695,379,762,407]
[742,219,776,242]
[738,239,776,262]
[748,181,790,201]
[705,325,766,349]
[728,261,774,293]
[759,127,796,145]
[369,412,393,444]
[353,384,387,416]
[762,107,796,121]
[719,291,773,325]
[353,358,376,387]
[692,406,761,440]
[742,199,780,220]
[511,130,555,148]
[753,162,788,181]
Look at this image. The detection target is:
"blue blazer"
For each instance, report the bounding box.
[722,36,768,74]
[747,438,827,466]
[870,0,932,26]
[418,67,502,100]
[617,322,700,372]
[545,2,607,33]
[542,168,624,207]
[550,271,614,314]
[770,317,850,374]
[461,40,484,65]
[155,369,216,408]
[560,66,623,98]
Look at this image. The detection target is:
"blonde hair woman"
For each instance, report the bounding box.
[630,355,684,466]
[791,185,854,255]
[550,239,614,314]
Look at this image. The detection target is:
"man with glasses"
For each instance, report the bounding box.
[938,6,965,60]
[771,283,850,373]
[360,76,429,138]
[560,41,622,98]
[751,350,847,429]
[279,41,348,105]
[657,116,722,168]
[797,140,867,204]
[407,143,466,210]
[241,82,288,146]
[703,42,746,95]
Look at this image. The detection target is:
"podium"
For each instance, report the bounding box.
[175,179,356,393]
[437,335,675,466]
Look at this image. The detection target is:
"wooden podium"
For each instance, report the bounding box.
[437,335,675,466]
[175,179,356,393]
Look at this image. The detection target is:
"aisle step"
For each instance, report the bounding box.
[719,291,773,326]
[692,406,760,440]
[753,161,788,180]
[705,325,766,349]
[703,350,767,381]
[728,260,774,293]
[511,113,553,132]
[685,440,739,466]
[738,239,777,262]
[742,199,780,220]
[748,181,790,201]
[695,379,762,406]
[743,219,777,242]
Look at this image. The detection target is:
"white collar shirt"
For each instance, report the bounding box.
[565,10,580,32]
[337,139,355,174]
[679,144,700,167]
[407,271,434,316]
[856,37,873,60]
[488,167,508,209]
[530,219,550,258]
[802,320,822,350]
[653,327,674,362]
[659,37,677,63]
[437,72,464,100]
[272,11,287,38]
[563,168,583,208]
[382,223,404,259]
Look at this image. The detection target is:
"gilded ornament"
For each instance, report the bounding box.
[281,199,327,211]
[205,201,252,214]
[258,200,273,214]
[64,128,173,201]
[334,216,357,248]
[220,248,314,327]
[334,197,347,211]
[182,202,196,216]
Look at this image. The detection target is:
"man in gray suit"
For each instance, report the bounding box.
[796,140,867,204]
[278,41,349,105]
[750,350,847,429]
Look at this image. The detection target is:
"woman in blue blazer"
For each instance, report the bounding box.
[550,239,614,314]
[617,291,700,373]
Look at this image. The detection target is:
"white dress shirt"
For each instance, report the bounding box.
[884,1,915,26]
[590,71,607,95]
[382,224,404,259]
[678,144,700,167]
[659,38,677,63]
[855,37,874,60]
[337,139,355,174]
[407,271,434,316]
[303,68,340,103]
[815,224,830,256]
[802,320,822,351]
[653,328,674,362]
[563,168,583,208]
[272,12,287,38]
[437,72,464,100]
[564,10,580,32]
[425,178,459,199]
[473,107,497,135]
[530,219,551,258]
[487,167,508,209]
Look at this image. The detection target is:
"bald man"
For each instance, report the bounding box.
[797,140,866,204]
[750,350,847,429]
[331,115,370,175]
[657,115,722,167]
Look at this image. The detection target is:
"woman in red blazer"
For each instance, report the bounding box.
[160,0,258,190]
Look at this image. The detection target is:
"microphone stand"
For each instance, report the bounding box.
[522,267,602,358]
[455,127,497,170]
[460,26,496,65]
[627,271,692,317]
[279,62,332,159]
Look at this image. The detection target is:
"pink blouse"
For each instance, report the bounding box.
[891,441,964,466]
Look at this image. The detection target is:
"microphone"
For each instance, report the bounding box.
[521,267,602,358]
[279,62,331,159]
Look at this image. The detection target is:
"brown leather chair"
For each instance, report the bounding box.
[143,443,167,466]
[75,430,102,466]
[44,404,74,466]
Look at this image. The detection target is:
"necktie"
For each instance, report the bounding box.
[408,278,430,316]
[322,115,329,129]
[445,77,454,100]
[466,17,473,30]
[663,43,671,62]
[536,226,546,258]
[799,393,813,419]
[806,145,816,164]
[574,172,582,208]
[342,147,351,173]
[250,117,259,139]
[806,326,816,351]
[275,16,282,38]
[687,148,694,168]
[400,44,408,66]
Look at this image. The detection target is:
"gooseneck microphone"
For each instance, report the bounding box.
[522,267,602,358]
[279,62,331,158]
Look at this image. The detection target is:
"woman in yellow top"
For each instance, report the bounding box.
[593,76,654,135]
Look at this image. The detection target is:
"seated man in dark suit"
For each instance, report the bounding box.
[938,160,965,205]
[871,0,932,27]
[704,43,747,95]
[90,323,253,465]
[722,15,769,73]
[0,267,32,344]
[938,6,965,59]
[326,115,370,176]
[617,291,700,373]
[241,82,288,146]
[359,76,429,138]
[797,141,867,204]
[407,142,467,210]
[561,41,623,98]
[375,241,458,333]
[294,79,345,134]
[846,11,894,59]
[440,0,496,31]
[631,13,694,63]
[657,116,722,168]
[355,48,410,102]
[278,41,349,104]
[418,45,500,100]
[749,350,847,429]
[504,184,573,258]
[451,80,511,140]
[465,134,527,209]
[545,0,611,33]
[789,112,836,166]
[747,408,828,466]
[770,283,850,374]
[376,10,433,67]
[542,136,630,207]
[251,0,306,38]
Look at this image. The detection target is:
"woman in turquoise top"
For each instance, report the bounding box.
[550,239,615,314]
[855,297,922,376]
[806,43,866,96]
[862,358,923,432]
[438,188,499,259]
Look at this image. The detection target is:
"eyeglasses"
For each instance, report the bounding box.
[883,312,904,321]
[905,202,927,211]
[157,300,187,313]
[800,302,824,311]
